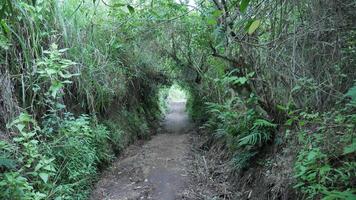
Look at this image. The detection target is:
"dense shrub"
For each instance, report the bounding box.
[293,92,356,199]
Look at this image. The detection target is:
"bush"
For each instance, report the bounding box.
[0,113,116,200]
[292,91,356,199]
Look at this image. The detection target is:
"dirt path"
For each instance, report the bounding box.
[90,101,195,200]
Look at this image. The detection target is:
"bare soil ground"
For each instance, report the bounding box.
[90,99,298,200]
[90,101,222,200]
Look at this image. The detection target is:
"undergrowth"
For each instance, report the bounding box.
[0,42,160,199]
[292,94,356,199]
[200,71,276,170]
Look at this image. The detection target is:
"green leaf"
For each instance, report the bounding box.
[127,5,135,14]
[15,124,25,132]
[207,18,217,25]
[7,113,34,128]
[212,10,223,18]
[253,119,277,128]
[345,86,356,103]
[233,77,248,85]
[285,118,294,126]
[13,137,24,142]
[39,173,49,183]
[45,68,57,75]
[291,85,302,93]
[247,72,255,77]
[0,19,10,35]
[43,164,56,172]
[322,190,356,200]
[343,140,356,155]
[112,3,126,7]
[49,81,64,98]
[248,19,261,35]
[0,35,10,50]
[238,131,270,146]
[240,0,251,13]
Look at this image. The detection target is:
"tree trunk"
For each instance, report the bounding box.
[0,65,20,137]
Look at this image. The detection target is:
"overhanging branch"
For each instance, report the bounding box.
[209,42,241,65]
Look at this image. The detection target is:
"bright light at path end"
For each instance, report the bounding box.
[175,0,197,10]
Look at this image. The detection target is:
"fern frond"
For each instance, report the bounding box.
[252,119,277,129]
[232,151,258,169]
[213,128,227,138]
[0,157,16,169]
[238,131,270,146]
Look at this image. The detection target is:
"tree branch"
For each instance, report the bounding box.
[209,42,241,65]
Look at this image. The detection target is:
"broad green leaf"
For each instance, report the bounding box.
[212,10,223,18]
[15,124,25,133]
[13,137,24,142]
[343,141,356,155]
[18,113,32,123]
[7,113,34,128]
[43,164,56,172]
[345,86,356,103]
[240,0,251,12]
[291,85,302,93]
[35,162,43,171]
[45,68,57,75]
[285,118,295,126]
[49,81,64,98]
[319,165,331,176]
[248,19,260,35]
[247,72,255,77]
[233,77,247,85]
[207,18,217,25]
[39,173,49,183]
[0,20,10,35]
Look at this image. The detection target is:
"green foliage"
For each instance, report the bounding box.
[92,124,114,164]
[0,172,40,200]
[1,0,355,198]
[240,0,251,12]
[158,87,170,115]
[238,130,270,146]
[343,139,356,155]
[0,30,161,198]
[50,115,99,198]
[345,85,356,106]
[294,106,356,199]
[202,90,276,169]
[247,19,261,35]
[102,120,125,154]
[1,113,56,200]
[35,43,77,99]
[1,112,120,199]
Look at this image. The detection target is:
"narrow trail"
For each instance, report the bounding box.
[90,101,196,200]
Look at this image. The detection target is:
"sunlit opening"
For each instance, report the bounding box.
[167,84,187,102]
[175,0,197,10]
